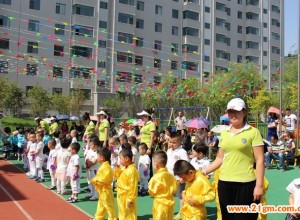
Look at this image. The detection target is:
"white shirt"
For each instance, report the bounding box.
[285,114,297,131]
[71,137,78,144]
[36,141,44,157]
[29,142,37,153]
[116,128,126,138]
[138,154,151,178]
[86,149,99,170]
[132,147,138,168]
[190,157,210,172]
[47,149,57,170]
[286,178,300,207]
[127,130,137,137]
[56,148,72,171]
[67,154,81,177]
[174,116,187,130]
[166,145,189,176]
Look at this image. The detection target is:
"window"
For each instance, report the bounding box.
[204,56,210,62]
[0,61,8,74]
[0,38,9,49]
[245,56,259,64]
[263,37,267,42]
[99,21,107,29]
[154,59,161,68]
[246,12,259,20]
[117,52,132,63]
[216,18,230,31]
[154,40,162,50]
[203,72,210,78]
[183,27,199,37]
[246,26,259,35]
[216,2,226,11]
[182,44,198,53]
[137,1,144,11]
[53,66,63,78]
[182,61,198,70]
[246,41,259,49]
[155,5,162,15]
[119,0,134,6]
[29,0,40,10]
[272,46,280,54]
[238,0,242,4]
[263,51,267,56]
[237,55,243,63]
[55,23,65,35]
[237,11,242,19]
[118,13,133,24]
[98,60,106,68]
[263,9,267,14]
[136,37,143,47]
[97,80,106,91]
[172,9,179,18]
[135,56,143,66]
[171,61,178,70]
[172,26,178,35]
[216,34,230,46]
[171,43,178,53]
[70,67,92,79]
[100,1,108,9]
[26,64,38,75]
[263,23,267,28]
[136,19,144,29]
[73,25,93,37]
[28,20,40,32]
[0,0,11,5]
[26,86,33,96]
[238,25,243,33]
[56,3,66,15]
[237,40,243,48]
[71,46,93,58]
[272,32,280,40]
[154,76,161,86]
[73,4,94,17]
[0,15,10,27]
[183,10,199,20]
[155,22,162,32]
[272,5,280,13]
[52,88,62,95]
[216,50,230,60]
[246,0,259,6]
[98,40,106,48]
[205,7,210,13]
[204,39,210,45]
[118,32,133,43]
[272,19,280,27]
[27,42,38,53]
[204,23,210,29]
[134,74,142,84]
[54,45,64,56]
[116,72,132,83]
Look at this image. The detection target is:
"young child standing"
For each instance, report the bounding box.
[116,148,139,220]
[66,142,81,203]
[190,143,211,177]
[90,147,117,220]
[128,136,138,168]
[55,139,72,194]
[138,143,150,196]
[70,130,78,143]
[47,139,57,190]
[35,132,45,182]
[148,150,178,220]
[174,160,215,220]
[17,129,27,161]
[27,133,37,179]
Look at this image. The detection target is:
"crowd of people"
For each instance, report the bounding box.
[0,98,299,220]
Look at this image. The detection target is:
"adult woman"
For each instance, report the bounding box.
[203,98,264,220]
[49,117,59,136]
[181,129,192,152]
[267,112,278,141]
[137,109,156,155]
[60,121,69,135]
[82,113,95,141]
[95,110,110,147]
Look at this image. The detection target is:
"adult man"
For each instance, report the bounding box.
[174,111,186,132]
[265,135,285,172]
[284,108,297,133]
[205,131,219,160]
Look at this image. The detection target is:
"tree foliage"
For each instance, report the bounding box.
[28,86,52,116]
[51,93,69,114]
[103,93,123,118]
[69,89,86,116]
[3,82,26,115]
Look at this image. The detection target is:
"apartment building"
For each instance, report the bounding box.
[0,0,283,113]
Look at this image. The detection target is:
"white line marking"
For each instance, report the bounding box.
[0,183,34,220]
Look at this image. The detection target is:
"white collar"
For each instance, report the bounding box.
[225,123,251,135]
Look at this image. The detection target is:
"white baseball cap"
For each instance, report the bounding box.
[226,98,246,112]
[50,117,56,121]
[96,110,107,116]
[137,111,151,116]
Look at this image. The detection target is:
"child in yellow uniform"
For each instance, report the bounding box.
[148,150,178,220]
[116,148,139,220]
[90,147,117,220]
[174,160,215,220]
[254,165,269,220]
[211,168,221,220]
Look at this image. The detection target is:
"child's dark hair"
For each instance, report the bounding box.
[90,138,101,149]
[139,143,148,151]
[192,143,208,156]
[97,147,111,163]
[119,134,128,142]
[120,148,133,160]
[59,133,66,140]
[89,135,99,142]
[53,131,60,138]
[48,139,56,146]
[170,131,181,140]
[18,128,25,135]
[122,143,132,151]
[174,160,195,176]
[36,131,44,138]
[128,136,137,145]
[4,127,11,134]
[61,138,71,149]
[70,142,80,153]
[153,150,167,166]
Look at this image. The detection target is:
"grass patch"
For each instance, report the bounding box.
[2,116,36,130]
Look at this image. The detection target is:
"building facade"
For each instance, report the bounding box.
[0,0,283,113]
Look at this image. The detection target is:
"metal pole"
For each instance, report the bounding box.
[279,0,284,135]
[110,0,116,93]
[93,0,100,115]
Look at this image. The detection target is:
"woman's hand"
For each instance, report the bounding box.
[253,185,263,201]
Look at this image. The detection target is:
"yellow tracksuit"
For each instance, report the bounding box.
[212,169,221,220]
[148,167,178,220]
[258,176,269,220]
[182,170,215,220]
[90,161,117,220]
[116,163,139,220]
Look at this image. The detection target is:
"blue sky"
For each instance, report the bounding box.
[285,0,299,55]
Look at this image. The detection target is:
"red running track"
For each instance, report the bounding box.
[0,160,89,220]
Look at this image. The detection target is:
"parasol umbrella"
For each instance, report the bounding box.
[220,114,230,125]
[268,107,280,115]
[210,125,229,133]
[185,118,209,129]
[69,116,79,121]
[126,118,137,124]
[56,114,69,121]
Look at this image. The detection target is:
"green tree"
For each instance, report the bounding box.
[3,82,26,115]
[0,77,9,109]
[103,93,123,118]
[69,89,86,116]
[51,93,69,114]
[248,90,274,120]
[28,86,52,116]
